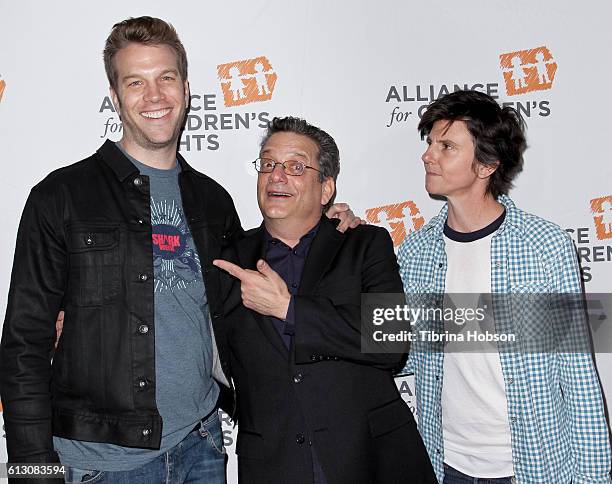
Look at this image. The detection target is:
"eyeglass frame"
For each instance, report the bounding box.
[252,157,322,176]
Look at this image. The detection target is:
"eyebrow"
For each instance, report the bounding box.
[121,68,180,83]
[426,133,458,144]
[260,149,309,159]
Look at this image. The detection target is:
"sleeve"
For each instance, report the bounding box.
[225,192,244,245]
[293,227,408,372]
[0,187,67,472]
[554,235,611,483]
[395,350,415,377]
[282,297,295,337]
[394,240,416,377]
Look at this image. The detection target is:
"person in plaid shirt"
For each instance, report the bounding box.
[398,90,611,483]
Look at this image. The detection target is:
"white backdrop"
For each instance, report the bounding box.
[1,1,611,480]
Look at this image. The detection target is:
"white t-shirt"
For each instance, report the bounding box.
[441,213,514,478]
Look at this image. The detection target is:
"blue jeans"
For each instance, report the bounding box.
[64,412,226,484]
[443,464,514,484]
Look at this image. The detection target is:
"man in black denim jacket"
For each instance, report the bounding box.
[0,16,357,484]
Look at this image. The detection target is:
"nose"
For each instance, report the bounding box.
[269,162,288,183]
[422,145,435,165]
[144,81,163,103]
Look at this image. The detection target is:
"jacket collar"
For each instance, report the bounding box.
[234,216,345,359]
[424,194,525,239]
[236,216,344,281]
[299,216,345,294]
[97,139,197,182]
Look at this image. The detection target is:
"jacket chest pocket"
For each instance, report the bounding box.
[67,225,121,307]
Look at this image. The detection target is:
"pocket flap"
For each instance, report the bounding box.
[367,398,413,438]
[67,225,119,252]
[236,429,269,459]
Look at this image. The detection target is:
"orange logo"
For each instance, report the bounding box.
[366,201,425,247]
[217,56,277,107]
[499,46,557,96]
[590,195,612,240]
[0,77,6,103]
[0,399,3,412]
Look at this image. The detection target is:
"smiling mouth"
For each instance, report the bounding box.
[268,191,293,198]
[141,108,172,119]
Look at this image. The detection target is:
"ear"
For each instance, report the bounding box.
[476,160,499,179]
[184,80,190,109]
[320,177,336,207]
[110,86,121,118]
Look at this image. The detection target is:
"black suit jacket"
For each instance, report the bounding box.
[217,217,436,484]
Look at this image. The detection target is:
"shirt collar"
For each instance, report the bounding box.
[97,139,198,182]
[264,221,320,249]
[426,194,524,239]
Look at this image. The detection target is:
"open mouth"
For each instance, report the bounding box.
[268,191,293,198]
[141,108,172,119]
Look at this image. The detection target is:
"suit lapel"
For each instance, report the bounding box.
[237,226,289,359]
[299,217,345,294]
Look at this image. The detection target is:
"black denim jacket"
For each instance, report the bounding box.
[0,140,242,469]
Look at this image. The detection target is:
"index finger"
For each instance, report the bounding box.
[213,259,248,280]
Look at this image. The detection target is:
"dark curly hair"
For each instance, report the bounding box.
[418,90,527,198]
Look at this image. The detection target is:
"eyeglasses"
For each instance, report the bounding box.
[253,158,321,176]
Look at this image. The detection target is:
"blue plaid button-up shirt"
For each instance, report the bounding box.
[397,195,611,484]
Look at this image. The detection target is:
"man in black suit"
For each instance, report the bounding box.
[213,117,435,484]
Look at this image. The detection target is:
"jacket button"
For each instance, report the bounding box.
[310,355,317,361]
[138,324,149,334]
[138,379,148,389]
[293,373,303,383]
[318,355,324,361]
[142,428,151,437]
[139,273,149,282]
[296,433,305,444]
[438,263,443,269]
[212,313,220,320]
[507,377,514,385]
[85,235,94,246]
[133,177,143,187]
[137,219,144,225]
[333,357,339,361]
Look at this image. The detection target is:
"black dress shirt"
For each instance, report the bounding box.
[264,223,319,348]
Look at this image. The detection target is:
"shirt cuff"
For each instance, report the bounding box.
[283,296,295,336]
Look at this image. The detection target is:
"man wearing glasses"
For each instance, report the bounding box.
[213,117,436,484]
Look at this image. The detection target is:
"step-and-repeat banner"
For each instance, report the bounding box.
[1,1,611,479]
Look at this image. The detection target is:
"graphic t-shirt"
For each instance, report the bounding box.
[54,146,218,471]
